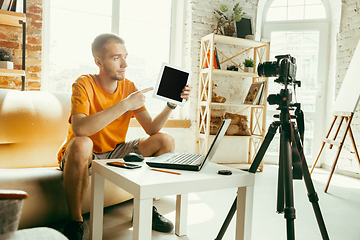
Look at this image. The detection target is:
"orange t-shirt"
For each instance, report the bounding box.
[56,74,146,163]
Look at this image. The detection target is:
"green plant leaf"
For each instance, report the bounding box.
[233,3,240,12]
[220,4,228,13]
[243,58,256,67]
[234,15,242,22]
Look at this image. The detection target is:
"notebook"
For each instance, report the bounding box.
[146,119,231,171]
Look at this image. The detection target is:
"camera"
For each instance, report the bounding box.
[258,54,297,85]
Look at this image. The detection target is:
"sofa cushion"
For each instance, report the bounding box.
[0,89,70,168]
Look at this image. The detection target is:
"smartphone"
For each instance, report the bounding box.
[106,161,142,169]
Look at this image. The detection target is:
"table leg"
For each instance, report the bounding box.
[175,194,188,236]
[90,172,105,240]
[133,197,153,240]
[236,186,254,240]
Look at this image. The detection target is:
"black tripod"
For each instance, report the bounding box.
[215,86,330,240]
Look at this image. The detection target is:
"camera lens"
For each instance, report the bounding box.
[258,61,279,77]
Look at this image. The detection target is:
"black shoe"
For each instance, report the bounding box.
[152,206,174,233]
[63,220,84,240]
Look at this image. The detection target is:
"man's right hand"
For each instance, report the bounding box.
[125,87,154,111]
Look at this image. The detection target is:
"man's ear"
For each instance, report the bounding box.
[94,56,102,67]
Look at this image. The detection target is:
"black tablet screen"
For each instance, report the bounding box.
[156,66,189,102]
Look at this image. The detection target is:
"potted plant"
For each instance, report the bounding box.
[243,58,256,72]
[214,3,245,37]
[0,48,14,69]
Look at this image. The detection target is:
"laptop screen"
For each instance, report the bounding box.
[199,119,231,169]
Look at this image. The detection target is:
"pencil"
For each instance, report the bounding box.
[151,168,181,175]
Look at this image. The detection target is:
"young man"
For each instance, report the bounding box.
[57,33,191,240]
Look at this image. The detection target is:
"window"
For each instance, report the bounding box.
[261,0,329,164]
[266,0,326,21]
[43,0,180,116]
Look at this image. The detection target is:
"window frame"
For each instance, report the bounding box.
[260,0,330,164]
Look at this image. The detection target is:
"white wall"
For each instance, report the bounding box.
[322,0,360,177]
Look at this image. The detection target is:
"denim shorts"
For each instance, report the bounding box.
[59,138,141,174]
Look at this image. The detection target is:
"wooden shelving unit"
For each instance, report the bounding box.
[196,33,270,171]
[0,8,26,90]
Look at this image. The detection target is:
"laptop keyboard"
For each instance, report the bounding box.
[166,153,203,165]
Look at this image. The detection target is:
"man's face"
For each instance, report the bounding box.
[99,42,128,81]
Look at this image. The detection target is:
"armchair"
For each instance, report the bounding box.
[0,190,67,240]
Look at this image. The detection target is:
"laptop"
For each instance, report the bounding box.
[146,119,231,171]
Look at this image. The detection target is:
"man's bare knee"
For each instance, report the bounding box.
[157,132,175,152]
[66,137,93,167]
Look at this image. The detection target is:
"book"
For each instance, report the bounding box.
[15,0,22,13]
[215,47,221,69]
[1,0,11,10]
[257,81,266,105]
[8,0,15,11]
[244,82,265,105]
[205,50,219,69]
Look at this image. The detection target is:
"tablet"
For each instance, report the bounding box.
[153,63,191,106]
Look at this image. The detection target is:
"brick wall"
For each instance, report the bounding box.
[0,0,42,90]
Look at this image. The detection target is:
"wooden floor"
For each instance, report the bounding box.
[48,165,360,240]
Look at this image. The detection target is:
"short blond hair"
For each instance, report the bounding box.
[91,33,125,57]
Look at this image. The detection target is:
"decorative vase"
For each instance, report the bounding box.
[224,25,236,36]
[0,61,13,69]
[244,67,253,73]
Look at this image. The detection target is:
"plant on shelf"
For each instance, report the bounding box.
[0,48,14,69]
[214,3,245,37]
[243,58,256,72]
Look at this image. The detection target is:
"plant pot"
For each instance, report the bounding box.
[224,25,236,36]
[244,67,253,73]
[0,61,14,69]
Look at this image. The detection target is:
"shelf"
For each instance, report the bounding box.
[201,68,258,78]
[202,33,269,48]
[130,118,191,128]
[197,33,269,172]
[0,9,25,27]
[201,102,265,108]
[0,69,25,77]
[199,133,264,140]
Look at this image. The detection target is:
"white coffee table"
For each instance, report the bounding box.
[90,159,255,240]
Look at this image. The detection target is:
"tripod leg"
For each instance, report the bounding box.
[276,147,284,213]
[280,124,296,240]
[215,122,280,240]
[249,122,280,173]
[215,197,237,240]
[293,129,330,240]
